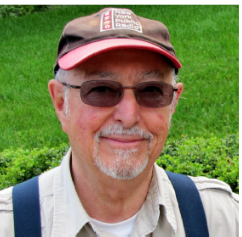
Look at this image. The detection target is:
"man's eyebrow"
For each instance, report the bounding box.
[141,70,164,80]
[85,71,117,79]
[84,70,164,81]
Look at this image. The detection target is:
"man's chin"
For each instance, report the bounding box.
[93,147,149,180]
[96,157,149,180]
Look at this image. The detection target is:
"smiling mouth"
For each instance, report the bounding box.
[101,136,147,148]
[95,124,154,149]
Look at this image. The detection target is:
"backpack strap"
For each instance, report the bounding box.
[12,176,41,237]
[165,171,209,237]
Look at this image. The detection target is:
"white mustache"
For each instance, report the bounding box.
[95,124,154,143]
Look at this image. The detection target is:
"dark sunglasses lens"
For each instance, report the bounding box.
[81,81,123,107]
[136,82,174,108]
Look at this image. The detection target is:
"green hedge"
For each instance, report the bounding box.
[0,5,49,18]
[0,144,69,189]
[0,134,239,193]
[157,134,239,193]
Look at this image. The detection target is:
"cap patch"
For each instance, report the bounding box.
[100,9,142,33]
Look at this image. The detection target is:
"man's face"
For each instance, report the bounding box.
[55,49,181,180]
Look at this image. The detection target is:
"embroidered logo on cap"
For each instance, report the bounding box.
[100,9,142,33]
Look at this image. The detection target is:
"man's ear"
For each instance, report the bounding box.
[48,79,68,133]
[171,82,183,115]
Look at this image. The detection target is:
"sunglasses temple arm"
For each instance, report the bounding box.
[61,82,82,89]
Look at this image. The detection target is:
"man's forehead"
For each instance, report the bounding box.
[67,49,174,84]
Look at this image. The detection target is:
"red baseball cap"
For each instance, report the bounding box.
[54,8,182,74]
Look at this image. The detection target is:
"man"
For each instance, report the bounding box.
[0,7,238,237]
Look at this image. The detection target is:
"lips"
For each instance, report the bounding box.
[95,124,154,148]
[101,135,146,147]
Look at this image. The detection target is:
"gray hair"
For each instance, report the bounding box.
[55,69,70,117]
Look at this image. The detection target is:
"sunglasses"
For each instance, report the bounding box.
[61,80,177,108]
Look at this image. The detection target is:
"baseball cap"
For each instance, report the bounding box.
[54,7,182,75]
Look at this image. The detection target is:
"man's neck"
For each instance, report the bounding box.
[70,153,153,223]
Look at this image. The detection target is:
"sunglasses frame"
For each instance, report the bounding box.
[61,80,178,108]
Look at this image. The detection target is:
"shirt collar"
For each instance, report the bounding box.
[52,148,177,235]
[131,164,177,235]
[154,163,177,234]
[52,148,91,236]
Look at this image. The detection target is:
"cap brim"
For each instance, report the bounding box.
[58,38,182,70]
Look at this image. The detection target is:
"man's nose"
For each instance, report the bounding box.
[113,89,141,128]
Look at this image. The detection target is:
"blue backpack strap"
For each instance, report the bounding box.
[165,171,209,237]
[12,176,41,237]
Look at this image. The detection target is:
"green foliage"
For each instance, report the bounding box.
[0,5,49,18]
[0,144,69,190]
[0,134,239,194]
[157,134,239,193]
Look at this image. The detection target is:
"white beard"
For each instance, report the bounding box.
[93,124,153,180]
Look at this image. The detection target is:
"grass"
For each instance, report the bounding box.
[0,5,239,152]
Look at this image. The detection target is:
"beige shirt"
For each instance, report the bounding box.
[0,148,239,236]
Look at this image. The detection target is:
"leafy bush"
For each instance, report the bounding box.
[0,5,49,18]
[157,134,239,193]
[0,144,69,190]
[0,134,239,193]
